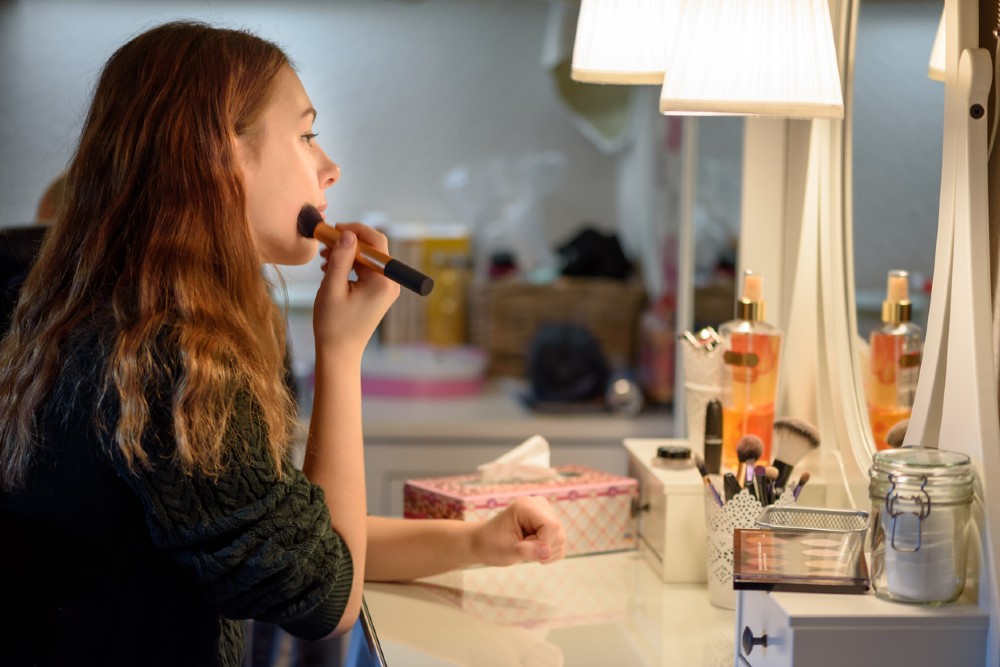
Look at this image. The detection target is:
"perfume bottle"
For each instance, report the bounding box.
[719,270,782,472]
[867,270,923,450]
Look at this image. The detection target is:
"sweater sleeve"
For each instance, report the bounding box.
[111,391,353,641]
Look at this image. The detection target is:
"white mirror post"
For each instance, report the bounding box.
[891,0,1000,659]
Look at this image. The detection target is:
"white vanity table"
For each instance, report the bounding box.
[360,553,990,667]
[359,434,990,667]
[362,550,736,667]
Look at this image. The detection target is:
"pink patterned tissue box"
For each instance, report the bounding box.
[403,465,639,557]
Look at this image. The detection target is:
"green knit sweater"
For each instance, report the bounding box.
[0,333,353,666]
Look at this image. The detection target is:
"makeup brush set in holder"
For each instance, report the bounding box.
[702,479,798,609]
[695,424,821,608]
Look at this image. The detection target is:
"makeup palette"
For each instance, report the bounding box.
[733,528,870,594]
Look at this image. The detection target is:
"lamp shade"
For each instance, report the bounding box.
[928,9,945,82]
[571,0,680,84]
[659,0,844,118]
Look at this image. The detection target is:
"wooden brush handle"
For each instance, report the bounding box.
[313,222,433,296]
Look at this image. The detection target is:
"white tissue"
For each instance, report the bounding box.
[478,435,559,484]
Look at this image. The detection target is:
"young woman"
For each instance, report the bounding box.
[0,21,565,666]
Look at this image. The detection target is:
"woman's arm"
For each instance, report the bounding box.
[303,225,399,635]
[365,496,567,582]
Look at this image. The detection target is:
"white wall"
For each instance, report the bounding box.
[0,0,621,285]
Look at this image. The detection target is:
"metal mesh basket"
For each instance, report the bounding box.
[756,506,869,534]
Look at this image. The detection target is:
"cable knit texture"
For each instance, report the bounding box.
[0,332,353,666]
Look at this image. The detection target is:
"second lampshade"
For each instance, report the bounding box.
[659,0,844,118]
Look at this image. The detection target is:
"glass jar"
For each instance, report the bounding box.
[868,447,974,605]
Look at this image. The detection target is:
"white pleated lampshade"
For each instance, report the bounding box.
[659,0,844,118]
[571,0,681,85]
[928,9,945,82]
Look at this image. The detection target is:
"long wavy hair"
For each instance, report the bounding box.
[0,21,299,489]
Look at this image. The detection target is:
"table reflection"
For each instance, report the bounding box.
[362,551,735,667]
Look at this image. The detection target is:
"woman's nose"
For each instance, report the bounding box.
[320,153,339,189]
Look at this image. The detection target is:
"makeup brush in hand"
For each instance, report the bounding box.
[736,434,764,489]
[771,417,820,489]
[885,418,909,448]
[297,204,434,296]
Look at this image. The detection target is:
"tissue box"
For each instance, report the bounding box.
[404,465,639,557]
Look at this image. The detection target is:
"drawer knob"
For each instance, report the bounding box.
[630,499,650,517]
[742,626,768,656]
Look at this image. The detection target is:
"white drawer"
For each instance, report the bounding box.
[624,438,707,583]
[736,590,989,667]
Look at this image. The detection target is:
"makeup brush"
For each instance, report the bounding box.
[792,471,811,501]
[297,204,434,296]
[736,434,764,488]
[771,417,820,489]
[723,473,741,502]
[885,418,909,448]
[753,464,767,505]
[765,466,779,505]
[694,455,724,507]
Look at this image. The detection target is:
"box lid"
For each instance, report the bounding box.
[624,438,707,495]
[405,464,637,503]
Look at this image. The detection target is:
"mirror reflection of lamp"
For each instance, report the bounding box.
[928,10,945,82]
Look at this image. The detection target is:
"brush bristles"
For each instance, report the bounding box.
[694,454,709,477]
[772,417,820,465]
[736,434,764,462]
[297,204,323,239]
[885,418,909,448]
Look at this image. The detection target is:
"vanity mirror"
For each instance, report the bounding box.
[849,0,943,453]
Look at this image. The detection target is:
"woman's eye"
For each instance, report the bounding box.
[302,132,319,146]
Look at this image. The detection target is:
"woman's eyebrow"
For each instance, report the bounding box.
[302,107,317,121]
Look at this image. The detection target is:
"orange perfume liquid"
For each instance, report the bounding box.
[722,403,775,471]
[720,330,782,472]
[869,405,912,451]
[867,329,921,450]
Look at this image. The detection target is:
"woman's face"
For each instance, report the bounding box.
[237,66,340,265]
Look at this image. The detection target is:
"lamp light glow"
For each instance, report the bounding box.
[659,0,844,119]
[570,0,680,85]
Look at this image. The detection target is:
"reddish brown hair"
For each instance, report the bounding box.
[0,21,298,488]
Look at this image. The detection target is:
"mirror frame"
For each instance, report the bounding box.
[835,0,875,505]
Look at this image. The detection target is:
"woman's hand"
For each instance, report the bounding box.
[313,222,400,356]
[471,496,567,567]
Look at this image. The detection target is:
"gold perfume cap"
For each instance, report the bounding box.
[735,270,765,321]
[881,269,912,324]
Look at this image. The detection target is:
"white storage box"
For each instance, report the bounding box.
[624,438,708,583]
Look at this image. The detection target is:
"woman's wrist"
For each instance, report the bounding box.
[313,345,363,375]
[460,520,483,567]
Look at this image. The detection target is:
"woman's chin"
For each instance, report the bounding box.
[266,239,318,267]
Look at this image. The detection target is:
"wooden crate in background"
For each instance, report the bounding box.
[471,277,648,377]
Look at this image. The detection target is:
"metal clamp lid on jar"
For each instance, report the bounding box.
[868,447,974,553]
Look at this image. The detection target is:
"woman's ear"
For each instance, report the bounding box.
[233,131,253,177]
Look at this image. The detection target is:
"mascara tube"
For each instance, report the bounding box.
[704,399,723,475]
